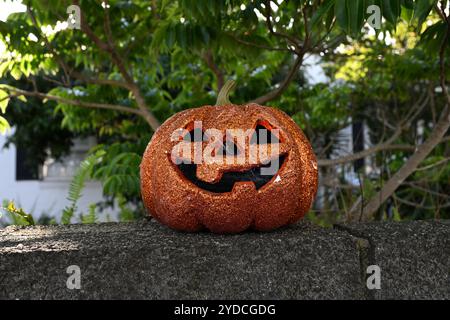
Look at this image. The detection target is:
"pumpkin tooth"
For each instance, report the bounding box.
[195,164,223,183]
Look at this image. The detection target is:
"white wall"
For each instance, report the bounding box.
[0,130,117,224]
[304,55,329,85]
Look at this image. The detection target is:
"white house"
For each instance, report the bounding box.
[0,129,116,224]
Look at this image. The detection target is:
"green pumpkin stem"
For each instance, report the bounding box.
[215,80,236,106]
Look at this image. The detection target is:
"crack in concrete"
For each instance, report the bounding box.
[333,224,377,300]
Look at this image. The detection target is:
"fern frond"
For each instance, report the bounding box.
[62,150,106,224]
[80,204,98,224]
[103,174,140,196]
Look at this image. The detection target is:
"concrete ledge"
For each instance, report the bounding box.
[0,220,448,300]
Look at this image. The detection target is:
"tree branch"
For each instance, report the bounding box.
[70,70,132,90]
[264,0,303,50]
[202,50,225,91]
[317,144,415,167]
[393,195,450,210]
[229,33,293,53]
[249,53,304,105]
[349,7,450,221]
[246,1,310,105]
[74,0,160,130]
[77,1,132,83]
[318,137,449,167]
[28,7,132,90]
[415,157,450,172]
[27,7,70,86]
[6,87,144,117]
[402,182,450,199]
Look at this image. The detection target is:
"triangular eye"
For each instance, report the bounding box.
[250,125,280,144]
[222,140,240,156]
[183,128,205,142]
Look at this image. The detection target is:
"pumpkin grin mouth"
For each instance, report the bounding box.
[175,155,287,193]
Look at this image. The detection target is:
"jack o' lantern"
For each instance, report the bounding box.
[140,81,318,234]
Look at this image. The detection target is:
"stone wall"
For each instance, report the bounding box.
[0,220,448,299]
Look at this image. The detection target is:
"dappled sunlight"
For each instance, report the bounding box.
[0,226,80,253]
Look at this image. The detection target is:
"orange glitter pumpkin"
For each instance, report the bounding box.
[140,81,318,234]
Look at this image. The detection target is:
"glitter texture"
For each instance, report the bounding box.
[140,104,318,234]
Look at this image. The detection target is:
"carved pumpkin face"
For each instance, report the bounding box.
[141,84,318,234]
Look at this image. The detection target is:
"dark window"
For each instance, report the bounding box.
[16,146,39,180]
[352,122,365,172]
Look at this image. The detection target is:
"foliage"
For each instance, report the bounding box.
[0,0,448,225]
[0,115,9,134]
[88,138,148,216]
[0,200,35,226]
[2,79,75,170]
[80,204,98,224]
[61,149,106,224]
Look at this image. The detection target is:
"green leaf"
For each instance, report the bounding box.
[206,0,218,17]
[0,61,11,77]
[191,0,208,22]
[382,0,401,25]
[401,0,414,10]
[17,95,27,103]
[393,207,402,222]
[3,201,35,226]
[413,0,437,29]
[160,0,171,12]
[176,23,188,48]
[349,0,366,34]
[0,115,10,134]
[19,59,30,77]
[335,0,350,33]
[420,21,448,54]
[335,0,366,35]
[166,25,176,48]
[310,0,336,30]
[0,89,9,113]
[401,5,414,23]
[10,67,22,80]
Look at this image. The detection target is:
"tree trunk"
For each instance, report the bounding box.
[351,105,450,221]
